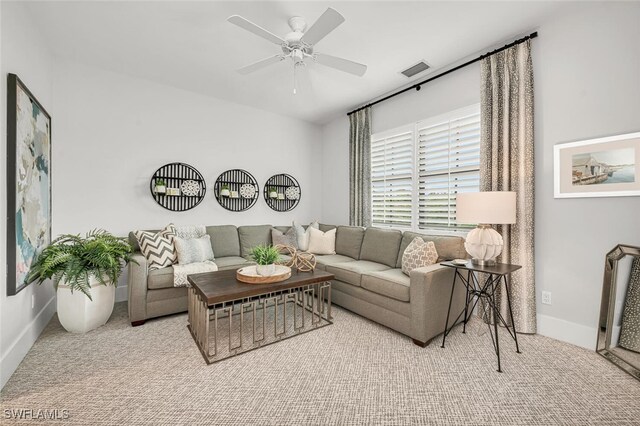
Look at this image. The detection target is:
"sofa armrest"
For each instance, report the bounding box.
[409,264,467,344]
[128,253,148,324]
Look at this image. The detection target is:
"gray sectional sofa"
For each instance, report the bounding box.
[127,224,468,347]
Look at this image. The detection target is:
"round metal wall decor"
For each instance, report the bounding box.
[263,174,301,212]
[149,162,206,212]
[214,169,259,212]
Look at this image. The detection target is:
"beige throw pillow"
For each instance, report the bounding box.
[402,237,438,276]
[307,227,336,255]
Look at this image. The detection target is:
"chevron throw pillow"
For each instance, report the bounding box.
[401,237,438,276]
[134,224,177,270]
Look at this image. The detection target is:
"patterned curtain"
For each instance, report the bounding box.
[349,108,372,227]
[480,40,536,334]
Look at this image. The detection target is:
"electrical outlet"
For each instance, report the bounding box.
[31,294,35,309]
[542,291,552,305]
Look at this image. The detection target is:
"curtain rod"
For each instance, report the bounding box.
[347,31,538,116]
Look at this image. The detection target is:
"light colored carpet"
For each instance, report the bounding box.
[1,302,639,425]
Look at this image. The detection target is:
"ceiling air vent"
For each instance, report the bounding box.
[401,61,430,78]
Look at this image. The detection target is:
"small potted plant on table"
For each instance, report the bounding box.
[268,187,278,199]
[220,184,231,197]
[250,245,281,276]
[27,230,135,333]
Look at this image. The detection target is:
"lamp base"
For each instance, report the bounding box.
[464,225,503,266]
[471,258,497,266]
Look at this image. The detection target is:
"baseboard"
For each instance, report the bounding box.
[1,296,56,390]
[115,285,128,303]
[537,314,597,351]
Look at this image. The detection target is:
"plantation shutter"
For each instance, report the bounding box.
[371,128,414,228]
[417,110,481,230]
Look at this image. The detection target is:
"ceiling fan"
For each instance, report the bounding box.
[227,8,367,94]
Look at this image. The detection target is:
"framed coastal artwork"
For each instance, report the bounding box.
[6,74,52,296]
[554,132,640,198]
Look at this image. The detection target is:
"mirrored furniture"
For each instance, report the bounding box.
[597,244,640,380]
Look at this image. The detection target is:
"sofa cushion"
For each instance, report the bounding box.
[361,269,411,302]
[319,223,337,232]
[238,225,272,258]
[214,256,252,270]
[396,232,467,267]
[359,228,403,268]
[326,260,390,287]
[315,254,357,271]
[335,226,365,259]
[147,266,174,290]
[273,226,292,234]
[206,225,240,258]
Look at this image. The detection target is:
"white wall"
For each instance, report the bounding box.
[320,2,640,349]
[51,60,322,299]
[0,2,57,389]
[533,2,640,349]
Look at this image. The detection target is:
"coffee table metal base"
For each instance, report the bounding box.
[188,282,332,364]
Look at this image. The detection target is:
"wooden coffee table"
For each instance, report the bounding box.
[187,268,334,364]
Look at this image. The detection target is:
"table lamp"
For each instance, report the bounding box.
[456,191,516,266]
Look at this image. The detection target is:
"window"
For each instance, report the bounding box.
[370,105,480,232]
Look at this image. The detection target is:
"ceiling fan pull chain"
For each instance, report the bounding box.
[293,61,297,95]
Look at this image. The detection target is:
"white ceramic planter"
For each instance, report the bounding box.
[269,191,278,199]
[220,188,230,197]
[256,264,276,277]
[57,276,115,334]
[155,185,166,194]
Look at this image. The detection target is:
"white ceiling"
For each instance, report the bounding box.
[26,1,567,124]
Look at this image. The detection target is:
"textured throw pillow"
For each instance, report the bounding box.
[292,220,319,251]
[401,237,438,276]
[307,227,336,255]
[174,235,215,265]
[175,225,206,240]
[134,224,177,270]
[271,228,298,252]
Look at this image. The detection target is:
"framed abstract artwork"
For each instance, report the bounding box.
[554,132,640,198]
[6,74,52,295]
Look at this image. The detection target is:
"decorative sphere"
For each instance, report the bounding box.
[464,227,504,261]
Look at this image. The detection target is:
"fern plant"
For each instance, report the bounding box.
[27,229,135,300]
[249,244,281,265]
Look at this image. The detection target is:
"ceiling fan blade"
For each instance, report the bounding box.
[300,8,345,46]
[227,15,285,45]
[314,53,367,76]
[237,55,284,74]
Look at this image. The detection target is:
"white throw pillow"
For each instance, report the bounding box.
[292,220,319,251]
[401,237,438,276]
[174,235,215,265]
[307,227,336,255]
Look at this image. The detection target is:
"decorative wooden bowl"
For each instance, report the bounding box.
[236,265,292,284]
